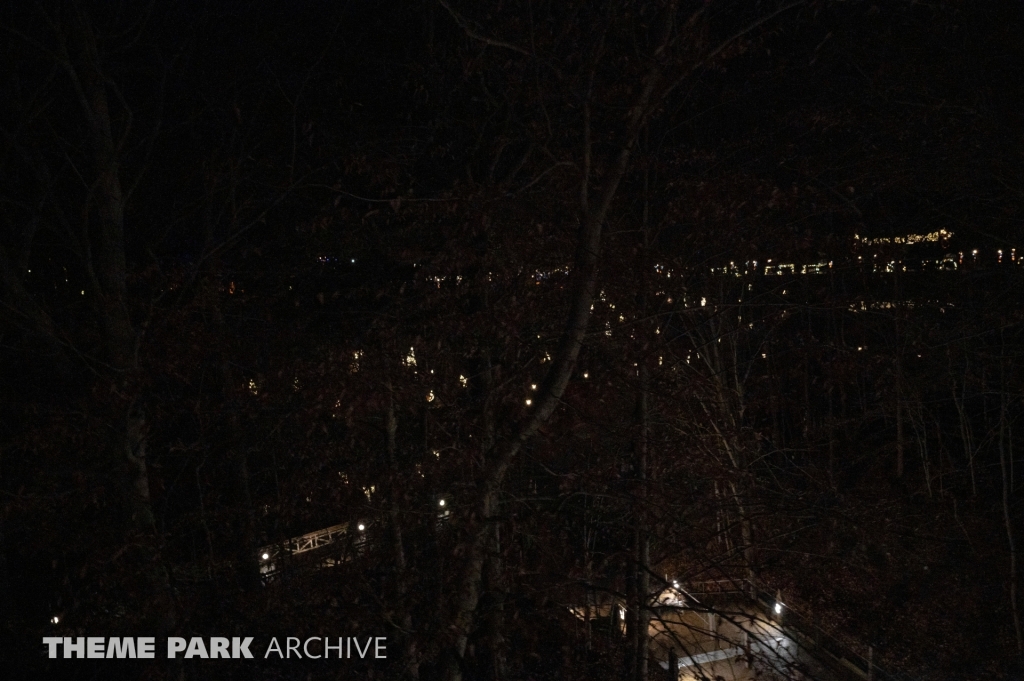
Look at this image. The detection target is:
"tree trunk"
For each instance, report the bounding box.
[893,274,905,480]
[0,463,12,629]
[386,384,419,680]
[483,524,506,681]
[896,390,905,479]
[632,364,651,681]
[628,126,653,681]
[224,363,260,590]
[951,352,977,497]
[909,403,931,497]
[441,7,680,679]
[442,79,663,681]
[999,363,1023,653]
[63,7,175,632]
[124,406,175,632]
[479,353,507,681]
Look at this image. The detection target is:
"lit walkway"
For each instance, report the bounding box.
[643,580,892,681]
[650,598,801,681]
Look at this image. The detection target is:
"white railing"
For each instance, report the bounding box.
[258,521,369,579]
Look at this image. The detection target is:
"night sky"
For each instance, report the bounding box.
[1,1,1023,680]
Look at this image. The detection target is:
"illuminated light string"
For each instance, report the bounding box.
[854,228,952,245]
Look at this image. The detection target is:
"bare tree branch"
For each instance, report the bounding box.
[437,0,532,56]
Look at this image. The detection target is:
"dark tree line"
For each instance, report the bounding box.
[1,1,1022,680]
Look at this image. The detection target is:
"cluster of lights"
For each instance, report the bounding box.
[712,251,1016,279]
[855,228,952,245]
[707,260,835,277]
[849,300,925,312]
[314,231,998,532]
[315,256,357,264]
[533,266,570,282]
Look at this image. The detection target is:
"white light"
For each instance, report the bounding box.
[262,553,269,560]
[582,372,589,379]
[531,384,537,390]
[525,399,532,406]
[672,580,679,588]
[358,524,365,531]
[51,616,59,624]
[351,259,356,263]
[774,603,782,614]
[619,608,626,620]
[438,499,446,507]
